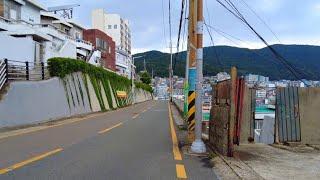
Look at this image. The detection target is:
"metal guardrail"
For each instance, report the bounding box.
[6,60,49,81]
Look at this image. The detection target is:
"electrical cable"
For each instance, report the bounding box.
[215,0,306,80]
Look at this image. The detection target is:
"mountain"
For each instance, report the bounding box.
[134,45,320,80]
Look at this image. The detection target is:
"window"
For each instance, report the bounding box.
[75,32,81,40]
[114,25,117,29]
[9,9,17,20]
[108,25,112,29]
[96,38,109,51]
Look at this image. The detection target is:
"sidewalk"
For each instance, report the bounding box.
[234,143,320,180]
[170,103,219,180]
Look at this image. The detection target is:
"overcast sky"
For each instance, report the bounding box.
[38,0,320,54]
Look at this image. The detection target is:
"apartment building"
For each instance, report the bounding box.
[92,9,132,77]
[83,29,116,71]
[0,0,44,24]
[0,0,49,62]
[40,11,100,62]
[0,0,100,65]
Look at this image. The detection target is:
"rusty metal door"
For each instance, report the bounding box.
[276,87,301,142]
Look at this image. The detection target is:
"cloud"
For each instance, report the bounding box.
[38,0,320,53]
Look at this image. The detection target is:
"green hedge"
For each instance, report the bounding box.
[47,57,153,93]
[135,82,153,93]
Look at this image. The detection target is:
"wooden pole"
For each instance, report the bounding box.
[228,66,237,157]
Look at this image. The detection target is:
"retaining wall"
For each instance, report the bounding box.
[299,88,320,144]
[0,72,152,128]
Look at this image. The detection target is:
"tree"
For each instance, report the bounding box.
[139,71,152,84]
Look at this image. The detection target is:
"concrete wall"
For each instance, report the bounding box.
[299,88,320,144]
[91,9,105,33]
[134,88,152,104]
[0,34,36,62]
[42,40,77,63]
[21,1,41,24]
[0,77,70,127]
[0,72,152,128]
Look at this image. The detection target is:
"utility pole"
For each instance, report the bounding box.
[190,0,206,153]
[152,68,154,79]
[169,0,173,102]
[187,0,197,142]
[169,42,173,102]
[131,56,143,104]
[132,57,135,104]
[144,58,147,72]
[184,43,190,118]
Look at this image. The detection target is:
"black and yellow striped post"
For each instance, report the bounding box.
[187,91,196,142]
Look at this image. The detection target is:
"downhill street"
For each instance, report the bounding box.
[0,101,216,179]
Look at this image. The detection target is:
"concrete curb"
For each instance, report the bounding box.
[172,100,185,119]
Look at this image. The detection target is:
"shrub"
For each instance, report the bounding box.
[47,57,153,93]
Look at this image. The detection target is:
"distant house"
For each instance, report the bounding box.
[83,29,116,71]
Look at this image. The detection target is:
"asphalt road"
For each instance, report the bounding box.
[0,101,217,180]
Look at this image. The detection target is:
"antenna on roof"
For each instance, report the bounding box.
[47,4,80,19]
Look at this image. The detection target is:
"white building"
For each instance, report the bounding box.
[245,74,269,84]
[116,49,132,78]
[0,0,50,63]
[92,9,132,77]
[256,89,267,98]
[216,72,231,82]
[0,0,100,65]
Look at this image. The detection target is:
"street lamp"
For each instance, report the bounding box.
[131,55,144,104]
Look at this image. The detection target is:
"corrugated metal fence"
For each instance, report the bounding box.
[276,87,301,142]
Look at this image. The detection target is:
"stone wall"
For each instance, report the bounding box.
[209,105,230,156]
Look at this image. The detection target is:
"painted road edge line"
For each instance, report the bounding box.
[132,114,140,119]
[98,123,123,134]
[168,103,183,161]
[176,164,187,179]
[0,148,63,175]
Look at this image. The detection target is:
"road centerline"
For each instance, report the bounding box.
[0,148,63,175]
[98,123,123,134]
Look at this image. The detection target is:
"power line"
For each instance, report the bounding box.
[203,19,224,71]
[215,0,306,81]
[204,0,224,72]
[204,21,283,77]
[168,0,172,48]
[173,0,186,71]
[238,0,282,43]
[161,0,168,47]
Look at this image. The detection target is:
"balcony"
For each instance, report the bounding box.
[75,39,93,51]
[0,16,11,31]
[5,20,51,42]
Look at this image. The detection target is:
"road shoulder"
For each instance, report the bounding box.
[170,102,219,180]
